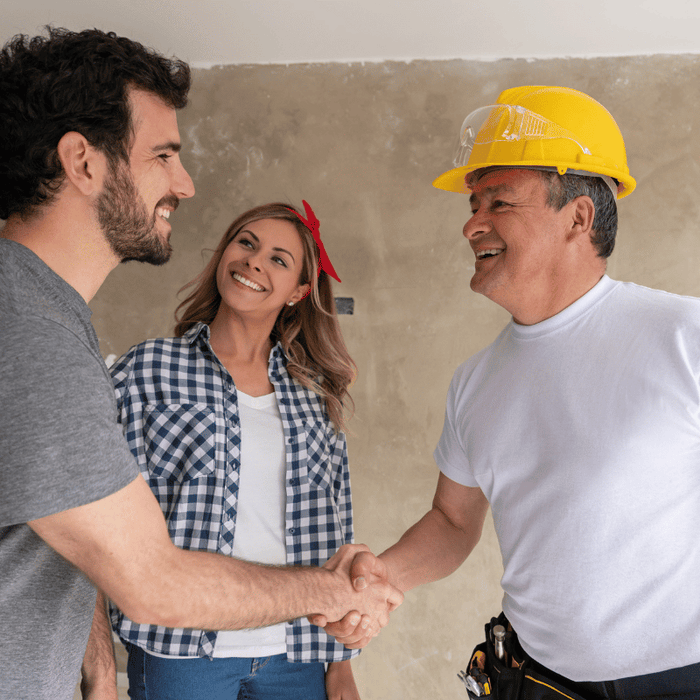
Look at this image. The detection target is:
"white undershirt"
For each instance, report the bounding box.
[213,389,288,658]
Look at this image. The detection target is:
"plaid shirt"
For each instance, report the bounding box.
[109,322,357,662]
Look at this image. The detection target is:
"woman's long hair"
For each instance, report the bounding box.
[174,203,356,432]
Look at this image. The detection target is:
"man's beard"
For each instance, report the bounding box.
[95,160,176,266]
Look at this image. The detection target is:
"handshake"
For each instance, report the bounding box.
[311,544,404,649]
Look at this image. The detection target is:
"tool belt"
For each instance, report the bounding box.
[459,613,593,700]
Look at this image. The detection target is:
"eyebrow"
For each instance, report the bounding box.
[152,141,182,154]
[239,229,296,263]
[469,182,516,207]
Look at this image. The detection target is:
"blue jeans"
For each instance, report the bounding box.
[125,644,327,700]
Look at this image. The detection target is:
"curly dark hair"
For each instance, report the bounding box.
[0,26,191,220]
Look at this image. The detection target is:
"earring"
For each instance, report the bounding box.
[287,302,295,306]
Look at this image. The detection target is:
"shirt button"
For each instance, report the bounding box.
[290,478,298,486]
[288,528,295,534]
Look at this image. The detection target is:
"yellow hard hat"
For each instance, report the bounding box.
[432,85,636,198]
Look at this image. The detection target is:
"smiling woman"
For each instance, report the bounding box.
[107,202,361,700]
[215,218,310,327]
[175,202,355,427]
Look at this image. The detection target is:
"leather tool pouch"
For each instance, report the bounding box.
[460,613,593,700]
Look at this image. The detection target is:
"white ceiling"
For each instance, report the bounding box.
[3,0,700,67]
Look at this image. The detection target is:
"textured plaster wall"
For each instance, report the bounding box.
[90,55,700,699]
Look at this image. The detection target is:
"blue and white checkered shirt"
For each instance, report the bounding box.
[109,322,357,662]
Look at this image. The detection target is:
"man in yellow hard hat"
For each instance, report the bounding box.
[319,86,700,697]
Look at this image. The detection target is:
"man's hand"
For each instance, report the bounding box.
[81,591,118,700]
[312,547,401,648]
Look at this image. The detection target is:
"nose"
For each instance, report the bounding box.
[463,206,491,240]
[244,250,264,272]
[173,158,195,200]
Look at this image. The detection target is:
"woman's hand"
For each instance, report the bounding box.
[325,659,361,700]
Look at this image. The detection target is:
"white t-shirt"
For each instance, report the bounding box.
[213,389,288,658]
[435,276,700,681]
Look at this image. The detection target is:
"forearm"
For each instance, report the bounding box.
[314,475,486,646]
[378,511,476,592]
[380,479,489,593]
[30,478,400,634]
[81,590,118,700]
[140,549,361,630]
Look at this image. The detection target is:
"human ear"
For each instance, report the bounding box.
[568,196,595,242]
[289,282,311,305]
[55,132,107,197]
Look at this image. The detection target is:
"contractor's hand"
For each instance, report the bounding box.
[313,548,401,648]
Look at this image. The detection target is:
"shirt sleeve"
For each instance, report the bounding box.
[110,347,134,420]
[109,345,153,476]
[433,367,479,488]
[326,425,360,661]
[331,430,353,545]
[0,317,139,525]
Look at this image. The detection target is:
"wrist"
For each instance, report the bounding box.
[80,675,117,695]
[377,551,406,593]
[317,565,353,621]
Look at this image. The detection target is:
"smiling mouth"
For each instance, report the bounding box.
[155,195,179,222]
[476,248,504,260]
[232,271,266,292]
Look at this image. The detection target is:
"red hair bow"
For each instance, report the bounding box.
[287,200,341,283]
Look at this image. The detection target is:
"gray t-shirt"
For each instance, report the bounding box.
[0,239,139,699]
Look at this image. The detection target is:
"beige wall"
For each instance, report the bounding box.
[90,55,700,699]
